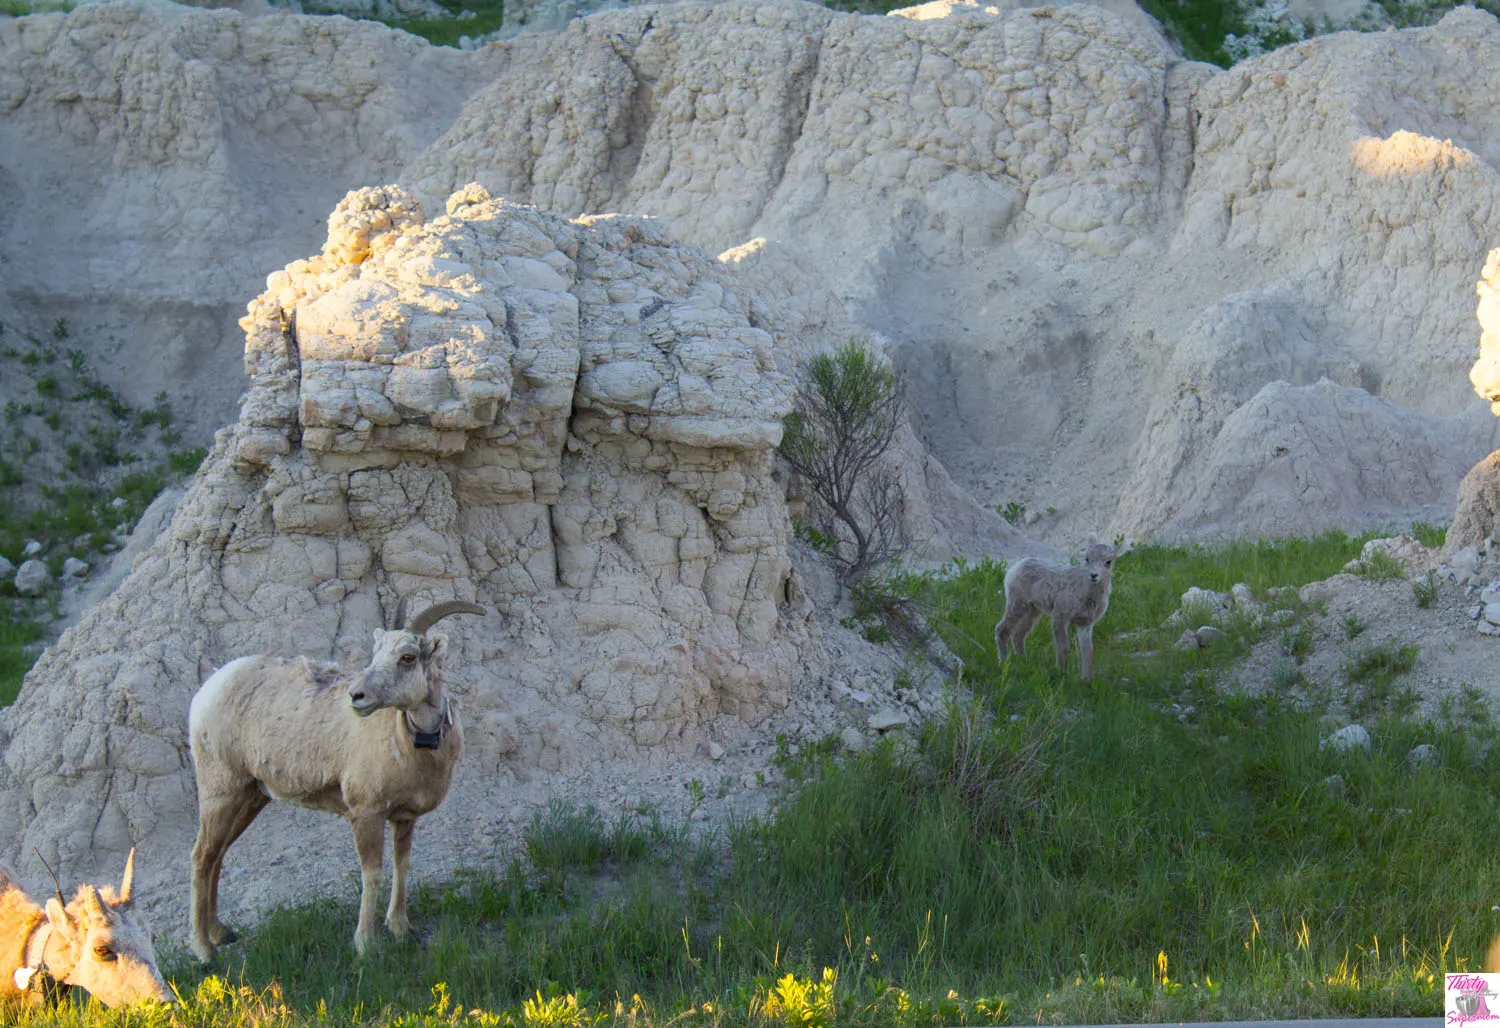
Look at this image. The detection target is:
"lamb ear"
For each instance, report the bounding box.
[45,897,78,941]
[1086,533,1101,547]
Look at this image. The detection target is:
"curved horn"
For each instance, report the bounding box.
[120,847,135,905]
[406,601,487,636]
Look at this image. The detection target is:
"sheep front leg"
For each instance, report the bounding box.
[1051,615,1071,671]
[386,818,415,938]
[1077,623,1095,681]
[351,815,386,956]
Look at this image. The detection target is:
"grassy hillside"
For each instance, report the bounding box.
[10,528,1493,1027]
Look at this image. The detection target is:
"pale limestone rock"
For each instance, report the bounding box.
[0,185,813,910]
[1322,724,1371,753]
[6,0,1500,557]
[14,560,48,596]
[1405,743,1437,769]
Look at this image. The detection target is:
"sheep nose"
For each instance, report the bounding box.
[1090,572,1100,582]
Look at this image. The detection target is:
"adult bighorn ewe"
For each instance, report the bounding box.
[1,850,171,1008]
[188,600,486,962]
[995,536,1131,680]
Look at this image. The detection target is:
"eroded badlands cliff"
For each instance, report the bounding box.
[6,0,1500,922]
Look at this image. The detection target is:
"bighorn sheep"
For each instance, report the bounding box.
[187,600,486,962]
[1,850,171,1008]
[995,537,1130,680]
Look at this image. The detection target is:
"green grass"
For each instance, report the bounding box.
[0,328,210,708]
[14,528,1486,1028]
[1353,548,1405,582]
[372,0,503,46]
[0,616,45,706]
[1410,522,1448,549]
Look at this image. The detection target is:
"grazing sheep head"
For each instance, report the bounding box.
[1083,536,1131,585]
[42,850,171,1007]
[348,601,486,721]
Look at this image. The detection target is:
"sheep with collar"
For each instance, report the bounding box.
[186,599,485,962]
[0,850,170,1008]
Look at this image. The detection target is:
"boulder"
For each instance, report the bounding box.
[13,560,48,596]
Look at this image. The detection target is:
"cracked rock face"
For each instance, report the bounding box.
[0,184,813,892]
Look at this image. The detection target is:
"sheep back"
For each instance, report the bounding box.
[189,656,462,819]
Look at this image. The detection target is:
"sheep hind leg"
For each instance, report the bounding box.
[190,784,268,962]
[1051,615,1071,672]
[351,814,386,956]
[206,787,269,945]
[1010,608,1041,656]
[994,602,1032,661]
[386,819,415,938]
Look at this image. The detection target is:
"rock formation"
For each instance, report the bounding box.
[6,0,1500,548]
[0,183,827,911]
[10,0,1500,906]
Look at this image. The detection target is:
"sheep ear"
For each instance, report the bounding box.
[45,897,78,941]
[1086,533,1101,547]
[424,635,444,658]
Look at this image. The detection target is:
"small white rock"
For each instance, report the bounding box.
[1405,743,1437,769]
[1479,621,1500,637]
[1321,724,1372,753]
[1453,546,1481,572]
[1175,629,1202,651]
[1195,625,1227,647]
[109,496,129,509]
[840,726,867,753]
[1231,583,1256,608]
[21,540,41,558]
[1471,604,1486,620]
[0,555,12,578]
[14,559,49,595]
[61,557,89,579]
[868,708,910,733]
[1482,585,1500,605]
[741,772,761,791]
[707,741,726,761]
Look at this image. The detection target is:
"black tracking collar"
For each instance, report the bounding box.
[412,728,442,750]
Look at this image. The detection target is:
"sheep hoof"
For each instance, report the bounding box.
[386,917,412,938]
[209,924,238,946]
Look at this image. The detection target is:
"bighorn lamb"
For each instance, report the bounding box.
[995,537,1130,680]
[1,850,171,1008]
[188,600,485,961]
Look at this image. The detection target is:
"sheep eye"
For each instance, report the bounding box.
[94,945,116,962]
[1105,560,1112,567]
[400,653,418,666]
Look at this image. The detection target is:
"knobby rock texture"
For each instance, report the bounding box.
[0,184,820,913]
